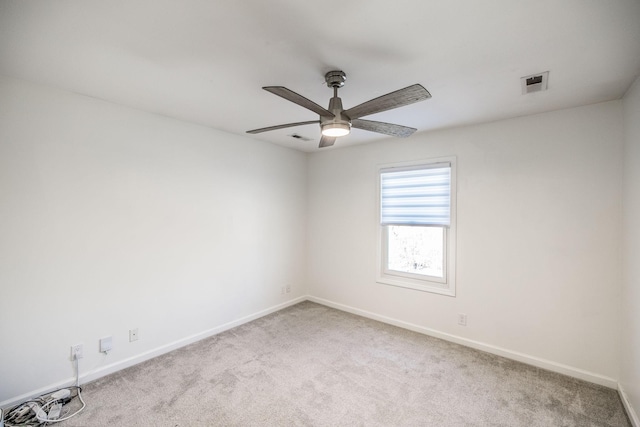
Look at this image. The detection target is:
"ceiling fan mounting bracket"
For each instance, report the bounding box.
[325,70,346,88]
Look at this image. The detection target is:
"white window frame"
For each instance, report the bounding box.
[376,157,457,296]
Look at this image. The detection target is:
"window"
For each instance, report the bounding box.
[377,158,456,295]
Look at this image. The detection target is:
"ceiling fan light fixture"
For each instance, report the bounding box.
[321,122,350,137]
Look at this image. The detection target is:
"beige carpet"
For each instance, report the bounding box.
[59,301,630,426]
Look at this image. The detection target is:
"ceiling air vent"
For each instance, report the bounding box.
[521,71,549,94]
[289,133,313,142]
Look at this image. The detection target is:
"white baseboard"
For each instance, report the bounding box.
[306,295,618,389]
[0,297,305,409]
[619,384,639,427]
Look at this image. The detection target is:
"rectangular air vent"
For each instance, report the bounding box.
[289,133,313,142]
[521,71,549,94]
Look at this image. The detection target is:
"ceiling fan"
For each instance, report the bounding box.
[247,71,431,148]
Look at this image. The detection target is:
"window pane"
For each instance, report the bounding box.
[387,225,444,278]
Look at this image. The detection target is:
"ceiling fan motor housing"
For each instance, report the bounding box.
[320,91,351,136]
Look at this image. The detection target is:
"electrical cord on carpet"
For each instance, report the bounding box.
[3,356,86,426]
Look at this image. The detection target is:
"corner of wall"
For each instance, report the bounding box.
[621,74,640,427]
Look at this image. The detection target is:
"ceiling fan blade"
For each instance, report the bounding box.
[351,119,417,138]
[263,87,334,117]
[319,135,336,148]
[343,84,431,120]
[246,120,319,134]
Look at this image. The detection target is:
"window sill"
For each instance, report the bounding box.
[376,275,455,296]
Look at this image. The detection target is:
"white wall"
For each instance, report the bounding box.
[0,76,307,404]
[0,71,633,413]
[622,76,640,422]
[307,101,624,384]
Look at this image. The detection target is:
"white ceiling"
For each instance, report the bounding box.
[1,1,639,152]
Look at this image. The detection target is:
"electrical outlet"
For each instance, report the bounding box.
[99,336,113,353]
[129,328,138,342]
[286,286,291,294]
[458,314,467,326]
[70,344,83,360]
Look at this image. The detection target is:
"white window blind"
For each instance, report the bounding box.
[380,163,451,226]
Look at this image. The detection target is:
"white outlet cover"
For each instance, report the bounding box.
[71,344,83,359]
[100,336,113,353]
[458,314,467,326]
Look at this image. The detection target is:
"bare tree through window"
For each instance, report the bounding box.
[387,225,444,278]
